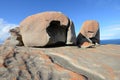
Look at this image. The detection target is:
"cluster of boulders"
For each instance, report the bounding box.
[3,11,100,48]
[1,11,120,80]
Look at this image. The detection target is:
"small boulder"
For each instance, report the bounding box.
[3,27,24,47]
[77,20,100,48]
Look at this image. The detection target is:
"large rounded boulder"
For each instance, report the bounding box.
[20,11,76,47]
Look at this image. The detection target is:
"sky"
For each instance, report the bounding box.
[0,0,120,43]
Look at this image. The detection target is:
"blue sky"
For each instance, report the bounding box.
[0,0,120,42]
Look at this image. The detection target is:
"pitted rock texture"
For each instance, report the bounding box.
[3,27,24,47]
[77,20,100,48]
[20,11,76,47]
[0,45,85,80]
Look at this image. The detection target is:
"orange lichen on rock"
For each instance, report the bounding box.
[53,63,86,80]
[54,63,65,71]
[69,72,86,80]
[81,41,94,48]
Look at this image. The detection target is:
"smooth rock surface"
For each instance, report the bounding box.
[36,44,120,80]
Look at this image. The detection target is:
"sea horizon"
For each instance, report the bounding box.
[0,39,120,45]
[100,39,120,45]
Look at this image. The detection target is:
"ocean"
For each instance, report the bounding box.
[100,39,120,45]
[0,39,120,45]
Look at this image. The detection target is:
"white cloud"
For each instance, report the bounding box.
[0,18,18,43]
[107,25,120,31]
[100,24,120,40]
[110,27,120,31]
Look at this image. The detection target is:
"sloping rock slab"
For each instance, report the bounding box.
[0,45,120,80]
[37,45,120,80]
[0,46,86,80]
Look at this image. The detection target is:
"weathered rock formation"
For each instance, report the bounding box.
[0,44,120,80]
[20,11,76,47]
[3,27,24,47]
[0,12,120,80]
[77,20,100,48]
[0,45,86,80]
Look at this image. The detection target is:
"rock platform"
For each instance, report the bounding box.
[0,44,120,80]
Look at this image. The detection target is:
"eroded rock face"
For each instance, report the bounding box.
[77,20,100,48]
[1,44,120,80]
[20,11,76,47]
[3,27,24,47]
[0,46,85,80]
